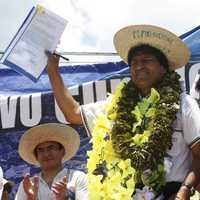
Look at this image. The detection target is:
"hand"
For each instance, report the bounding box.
[175,186,190,200]
[23,174,39,200]
[46,50,60,71]
[51,176,67,200]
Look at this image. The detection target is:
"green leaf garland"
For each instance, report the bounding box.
[109,70,181,192]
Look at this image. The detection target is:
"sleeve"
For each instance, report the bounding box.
[14,181,27,200]
[80,100,106,137]
[190,73,200,100]
[74,171,88,200]
[181,93,200,147]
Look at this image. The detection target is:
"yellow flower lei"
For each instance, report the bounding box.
[87,71,181,199]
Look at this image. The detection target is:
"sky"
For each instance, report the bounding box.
[0,0,200,53]
[0,0,199,88]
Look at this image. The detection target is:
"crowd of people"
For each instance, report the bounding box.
[1,24,200,200]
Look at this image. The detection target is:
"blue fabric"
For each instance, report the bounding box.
[0,61,129,95]
[180,25,200,63]
[0,61,129,199]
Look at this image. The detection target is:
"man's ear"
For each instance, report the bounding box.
[34,150,38,160]
[61,148,65,157]
[160,65,167,74]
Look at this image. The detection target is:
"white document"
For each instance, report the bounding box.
[0,5,67,82]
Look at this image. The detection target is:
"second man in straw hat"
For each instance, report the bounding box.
[15,123,88,200]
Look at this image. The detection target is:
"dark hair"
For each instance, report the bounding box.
[195,76,200,92]
[34,142,64,158]
[3,181,15,193]
[128,44,169,70]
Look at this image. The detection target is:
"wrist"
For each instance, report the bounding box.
[27,197,38,200]
[64,190,69,200]
[181,182,195,196]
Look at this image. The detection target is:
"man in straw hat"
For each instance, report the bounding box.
[46,25,200,199]
[0,166,14,200]
[15,123,88,200]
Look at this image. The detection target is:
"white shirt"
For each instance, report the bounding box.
[15,168,88,200]
[81,92,200,183]
[190,73,200,100]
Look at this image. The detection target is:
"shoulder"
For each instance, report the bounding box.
[81,100,107,111]
[67,169,87,188]
[80,100,107,136]
[80,100,107,119]
[180,92,200,125]
[180,93,200,114]
[180,93,200,147]
[68,169,86,178]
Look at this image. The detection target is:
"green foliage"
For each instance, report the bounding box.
[110,70,181,194]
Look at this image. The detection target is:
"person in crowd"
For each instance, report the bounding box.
[195,73,200,107]
[15,123,88,200]
[0,167,7,200]
[190,70,200,102]
[0,167,14,200]
[46,25,200,200]
[2,181,15,200]
[195,74,200,94]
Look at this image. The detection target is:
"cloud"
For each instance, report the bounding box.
[54,0,200,52]
[0,0,50,51]
[0,0,199,53]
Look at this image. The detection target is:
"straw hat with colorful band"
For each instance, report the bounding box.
[113,24,190,69]
[18,123,80,166]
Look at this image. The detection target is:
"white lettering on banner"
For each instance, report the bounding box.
[82,82,94,104]
[0,96,18,129]
[20,93,42,127]
[110,78,131,93]
[0,78,131,130]
[95,80,107,101]
[110,79,122,93]
[81,78,126,105]
[55,100,67,124]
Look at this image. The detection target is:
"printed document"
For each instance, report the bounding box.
[0,5,67,82]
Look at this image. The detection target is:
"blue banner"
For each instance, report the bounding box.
[0,61,130,198]
[0,60,198,198]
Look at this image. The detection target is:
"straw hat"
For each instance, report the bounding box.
[113,24,190,69]
[18,123,80,166]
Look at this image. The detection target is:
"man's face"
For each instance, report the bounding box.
[35,141,65,170]
[130,52,166,94]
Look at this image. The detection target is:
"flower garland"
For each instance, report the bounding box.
[87,71,181,199]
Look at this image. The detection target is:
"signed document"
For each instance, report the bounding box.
[0,5,67,82]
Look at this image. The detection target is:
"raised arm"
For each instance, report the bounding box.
[46,53,83,125]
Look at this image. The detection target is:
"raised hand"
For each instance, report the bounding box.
[23,174,39,200]
[51,176,68,200]
[175,186,190,200]
[46,51,60,71]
